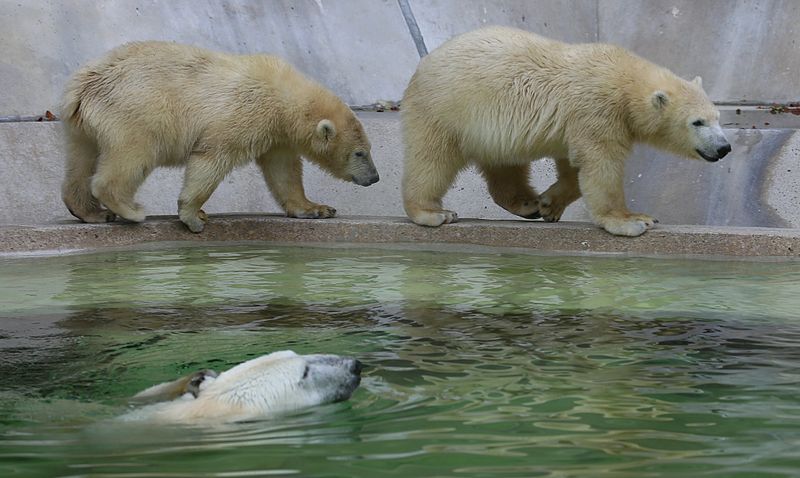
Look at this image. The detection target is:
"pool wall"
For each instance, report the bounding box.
[3,110,800,229]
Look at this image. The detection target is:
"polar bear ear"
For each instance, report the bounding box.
[651,91,669,110]
[692,76,703,87]
[316,119,336,142]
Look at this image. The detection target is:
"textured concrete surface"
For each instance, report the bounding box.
[2,0,799,234]
[3,112,799,229]
[599,0,800,104]
[0,0,420,115]
[2,215,799,258]
[2,0,800,116]
[0,113,563,225]
[766,132,800,226]
[623,128,797,227]
[408,0,597,50]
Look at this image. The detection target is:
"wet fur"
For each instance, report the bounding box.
[122,351,362,424]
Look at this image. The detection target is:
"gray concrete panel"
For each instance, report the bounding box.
[766,132,800,225]
[2,114,798,230]
[0,0,420,115]
[0,113,408,225]
[408,0,598,52]
[624,129,797,227]
[599,0,800,103]
[0,112,570,226]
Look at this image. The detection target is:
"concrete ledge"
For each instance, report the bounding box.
[2,215,799,258]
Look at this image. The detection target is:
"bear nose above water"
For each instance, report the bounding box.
[717,143,731,159]
[351,360,363,375]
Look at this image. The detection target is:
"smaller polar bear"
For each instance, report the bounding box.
[121,351,362,424]
[61,42,379,233]
[401,26,731,236]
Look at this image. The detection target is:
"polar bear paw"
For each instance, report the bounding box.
[180,209,208,233]
[539,193,566,222]
[599,212,658,237]
[287,203,337,219]
[512,197,541,219]
[79,209,118,223]
[410,209,458,227]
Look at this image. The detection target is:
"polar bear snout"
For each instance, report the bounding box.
[716,143,732,159]
[303,355,363,403]
[333,359,362,402]
[352,171,380,187]
[352,359,363,375]
[352,172,380,187]
[695,142,731,162]
[693,124,731,162]
[350,155,380,186]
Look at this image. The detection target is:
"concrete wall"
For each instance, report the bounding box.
[2,0,799,116]
[0,0,421,115]
[2,113,799,229]
[599,0,800,104]
[1,1,799,229]
[408,0,598,49]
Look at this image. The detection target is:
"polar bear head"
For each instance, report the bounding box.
[305,102,379,187]
[312,117,379,186]
[641,76,732,163]
[122,351,362,424]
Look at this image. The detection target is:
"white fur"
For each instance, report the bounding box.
[121,351,361,424]
[60,41,378,232]
[401,26,731,236]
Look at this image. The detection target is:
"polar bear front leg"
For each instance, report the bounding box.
[257,151,336,219]
[178,153,231,233]
[479,164,541,219]
[577,154,657,237]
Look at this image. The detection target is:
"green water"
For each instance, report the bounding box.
[0,244,799,477]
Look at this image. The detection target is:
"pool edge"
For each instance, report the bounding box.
[2,215,799,258]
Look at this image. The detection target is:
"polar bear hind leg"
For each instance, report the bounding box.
[479,163,541,219]
[402,130,465,227]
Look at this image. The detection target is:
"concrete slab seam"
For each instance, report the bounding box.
[397,0,428,57]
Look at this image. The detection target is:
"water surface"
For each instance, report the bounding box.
[0,244,798,477]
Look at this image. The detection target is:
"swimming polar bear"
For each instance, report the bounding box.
[120,351,362,424]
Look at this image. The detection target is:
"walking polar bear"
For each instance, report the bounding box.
[61,42,379,233]
[401,26,731,236]
[122,351,362,424]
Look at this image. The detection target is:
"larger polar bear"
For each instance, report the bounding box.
[401,27,731,236]
[122,351,362,424]
[61,41,379,233]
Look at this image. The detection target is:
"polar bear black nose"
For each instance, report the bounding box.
[717,143,731,158]
[351,360,363,375]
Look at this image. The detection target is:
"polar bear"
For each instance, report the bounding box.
[401,26,731,236]
[121,351,362,424]
[61,41,379,233]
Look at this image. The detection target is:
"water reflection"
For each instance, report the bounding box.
[0,245,798,476]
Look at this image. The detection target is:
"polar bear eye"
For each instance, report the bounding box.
[302,365,310,379]
[692,120,706,127]
[354,150,366,159]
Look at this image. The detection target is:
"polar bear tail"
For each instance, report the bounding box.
[60,81,116,224]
